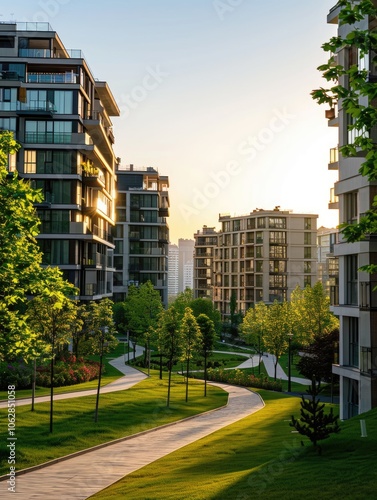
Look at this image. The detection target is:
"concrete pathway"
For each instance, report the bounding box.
[0,345,147,410]
[2,380,264,499]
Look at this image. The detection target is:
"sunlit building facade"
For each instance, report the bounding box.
[0,21,119,300]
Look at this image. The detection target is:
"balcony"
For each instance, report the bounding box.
[327,3,341,25]
[328,146,339,170]
[325,106,339,127]
[328,187,339,210]
[26,72,78,84]
[359,281,377,310]
[330,285,339,306]
[158,207,169,217]
[16,100,57,116]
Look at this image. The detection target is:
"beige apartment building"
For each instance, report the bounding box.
[194,209,318,318]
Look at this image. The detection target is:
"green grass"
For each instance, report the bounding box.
[90,391,377,500]
[0,370,227,476]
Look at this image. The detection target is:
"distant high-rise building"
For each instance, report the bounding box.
[178,238,194,292]
[168,243,179,297]
[113,165,169,306]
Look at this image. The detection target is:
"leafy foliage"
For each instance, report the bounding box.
[312,0,377,244]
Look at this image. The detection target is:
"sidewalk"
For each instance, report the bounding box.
[2,378,264,499]
[0,345,147,410]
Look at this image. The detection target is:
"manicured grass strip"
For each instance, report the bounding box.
[0,371,227,476]
[90,392,376,500]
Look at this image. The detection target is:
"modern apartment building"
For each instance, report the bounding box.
[168,243,179,298]
[112,165,169,306]
[0,22,119,300]
[326,3,377,418]
[194,209,318,317]
[178,238,194,292]
[317,226,339,300]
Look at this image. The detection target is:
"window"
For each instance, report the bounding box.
[222,221,230,232]
[349,317,359,367]
[39,240,70,265]
[256,231,263,243]
[255,275,263,287]
[114,256,123,270]
[304,218,312,230]
[304,232,312,245]
[304,247,312,259]
[257,217,266,228]
[0,36,15,48]
[304,262,311,274]
[304,275,312,287]
[25,120,72,143]
[117,193,127,207]
[114,240,123,254]
[345,255,358,305]
[269,275,287,288]
[231,247,238,259]
[269,245,287,258]
[247,218,255,230]
[0,117,16,131]
[269,232,286,244]
[269,217,286,229]
[255,246,263,258]
[344,191,358,224]
[269,261,286,273]
[232,233,239,245]
[34,179,77,204]
[37,210,69,234]
[116,209,127,222]
[233,219,240,231]
[256,261,263,272]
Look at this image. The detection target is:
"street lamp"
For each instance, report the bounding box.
[94,326,108,423]
[287,333,294,393]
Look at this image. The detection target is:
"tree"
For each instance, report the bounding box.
[124,281,163,366]
[157,307,182,407]
[189,297,222,334]
[26,267,78,433]
[263,301,293,380]
[170,288,194,320]
[312,0,377,258]
[79,299,118,357]
[180,307,201,402]
[241,302,268,373]
[196,314,215,396]
[0,131,47,361]
[290,282,339,345]
[290,379,341,454]
[297,329,339,386]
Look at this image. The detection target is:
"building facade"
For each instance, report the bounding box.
[317,226,339,300]
[168,243,179,298]
[113,165,169,306]
[194,209,318,317]
[326,3,377,419]
[0,22,119,300]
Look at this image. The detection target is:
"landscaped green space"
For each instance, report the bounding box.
[90,391,375,500]
[0,370,227,476]
[0,343,127,401]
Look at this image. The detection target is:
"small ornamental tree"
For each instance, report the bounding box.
[180,307,201,403]
[290,380,341,454]
[196,313,215,397]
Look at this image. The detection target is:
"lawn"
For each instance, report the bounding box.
[90,391,376,500]
[0,370,227,476]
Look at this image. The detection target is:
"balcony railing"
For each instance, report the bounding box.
[359,281,377,309]
[27,72,78,84]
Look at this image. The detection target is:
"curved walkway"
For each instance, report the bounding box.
[2,368,264,499]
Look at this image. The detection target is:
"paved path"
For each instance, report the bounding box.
[0,345,147,410]
[2,378,264,499]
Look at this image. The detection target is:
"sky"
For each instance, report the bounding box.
[9,0,339,244]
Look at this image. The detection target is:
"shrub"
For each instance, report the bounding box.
[0,362,33,390]
[204,368,283,391]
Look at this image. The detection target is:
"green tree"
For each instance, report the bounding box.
[0,131,46,361]
[189,297,222,334]
[180,307,201,402]
[263,301,293,380]
[196,314,215,396]
[297,329,339,386]
[125,281,163,365]
[26,267,78,432]
[290,379,341,454]
[241,302,268,373]
[312,0,377,258]
[170,288,194,320]
[79,299,118,356]
[157,307,182,407]
[290,282,339,345]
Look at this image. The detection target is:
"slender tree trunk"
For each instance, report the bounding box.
[167,363,172,407]
[204,352,207,397]
[185,357,190,402]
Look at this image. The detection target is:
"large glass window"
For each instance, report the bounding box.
[346,255,358,305]
[269,245,287,258]
[269,260,287,273]
[39,240,70,265]
[0,117,16,131]
[349,317,359,367]
[25,120,72,143]
[269,217,286,229]
[269,232,286,244]
[37,210,70,234]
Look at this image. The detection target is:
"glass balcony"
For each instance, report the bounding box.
[27,72,78,84]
